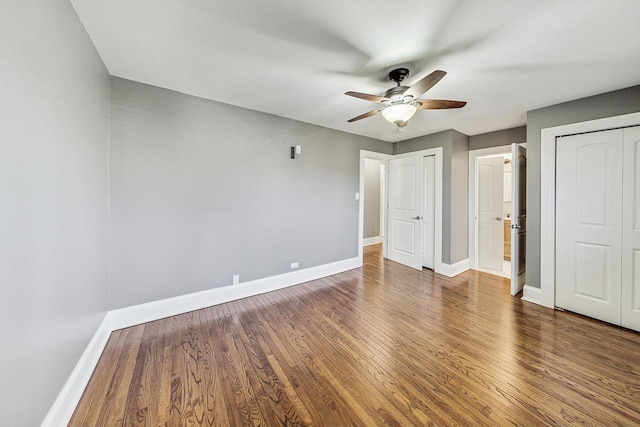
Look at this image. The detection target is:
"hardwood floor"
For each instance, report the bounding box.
[71,244,640,426]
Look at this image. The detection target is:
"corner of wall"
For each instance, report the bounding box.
[41,255,360,425]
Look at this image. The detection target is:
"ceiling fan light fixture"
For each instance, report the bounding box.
[346,69,464,125]
[381,103,417,125]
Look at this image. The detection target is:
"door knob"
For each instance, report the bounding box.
[496,217,502,221]
[412,216,423,220]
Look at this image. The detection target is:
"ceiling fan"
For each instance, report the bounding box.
[345,69,466,127]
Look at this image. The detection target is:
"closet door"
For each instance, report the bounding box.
[622,126,640,330]
[387,155,423,270]
[555,129,624,325]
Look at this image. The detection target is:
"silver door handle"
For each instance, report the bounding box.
[511,224,521,229]
[496,217,502,221]
[412,216,423,220]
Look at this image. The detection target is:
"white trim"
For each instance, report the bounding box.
[363,236,382,246]
[359,150,393,265]
[434,150,443,276]
[539,111,640,310]
[41,256,359,427]
[379,163,386,244]
[468,145,511,270]
[438,259,470,277]
[521,284,542,305]
[41,315,113,427]
[359,148,443,273]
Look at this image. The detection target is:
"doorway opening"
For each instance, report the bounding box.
[362,158,386,247]
[359,148,443,274]
[477,153,511,278]
[469,144,527,296]
[358,151,393,264]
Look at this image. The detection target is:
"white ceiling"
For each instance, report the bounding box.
[71,0,640,142]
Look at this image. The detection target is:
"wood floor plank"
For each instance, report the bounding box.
[71,245,640,426]
[240,295,357,426]
[241,291,378,426]
[120,319,166,426]
[269,285,419,426]
[277,282,458,426]
[214,302,269,426]
[201,303,243,427]
[297,276,538,426]
[234,299,311,425]
[70,325,145,426]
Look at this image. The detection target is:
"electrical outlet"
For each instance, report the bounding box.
[290,262,299,269]
[233,274,240,285]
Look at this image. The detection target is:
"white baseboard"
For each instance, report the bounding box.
[438,259,470,277]
[41,256,361,427]
[363,236,382,246]
[108,256,361,330]
[522,285,545,306]
[41,315,113,427]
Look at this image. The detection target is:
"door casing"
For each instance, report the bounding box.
[358,148,443,274]
[468,146,511,271]
[537,111,640,309]
[359,151,393,263]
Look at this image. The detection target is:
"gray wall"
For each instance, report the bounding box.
[363,159,382,239]
[109,78,392,309]
[469,126,526,150]
[450,130,470,263]
[526,85,640,289]
[393,130,469,264]
[0,1,110,425]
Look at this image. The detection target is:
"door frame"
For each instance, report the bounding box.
[359,151,393,263]
[379,163,386,246]
[468,146,511,271]
[361,157,387,247]
[359,148,443,274]
[537,111,640,309]
[390,148,443,273]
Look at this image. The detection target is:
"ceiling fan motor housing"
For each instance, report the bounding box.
[386,68,414,102]
[384,86,411,101]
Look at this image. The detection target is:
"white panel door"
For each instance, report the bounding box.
[477,156,504,272]
[387,156,423,270]
[622,126,640,330]
[422,155,435,269]
[556,129,624,325]
[510,144,526,296]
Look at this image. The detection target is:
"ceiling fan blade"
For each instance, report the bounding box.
[345,91,389,103]
[403,70,447,99]
[415,99,467,109]
[347,107,385,122]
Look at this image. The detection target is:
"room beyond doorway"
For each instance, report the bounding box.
[474,152,512,276]
[469,143,527,295]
